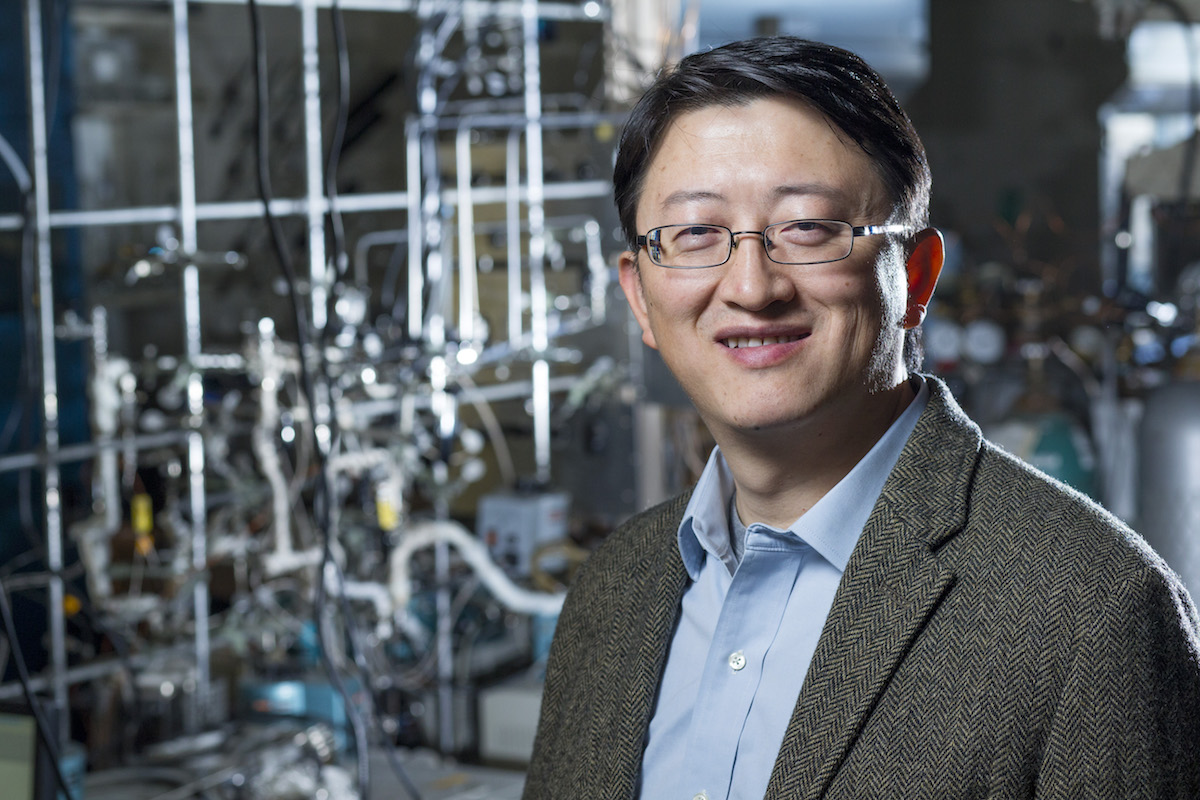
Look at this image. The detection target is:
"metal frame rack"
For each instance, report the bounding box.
[4,0,627,772]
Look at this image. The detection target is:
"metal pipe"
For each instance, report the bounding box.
[301,0,328,332]
[23,0,68,744]
[414,0,450,351]
[0,178,614,232]
[172,0,211,731]
[406,119,425,342]
[428,354,456,755]
[67,0,607,23]
[420,143,446,348]
[299,0,334,462]
[352,228,407,288]
[0,431,192,476]
[343,373,584,429]
[455,125,479,346]
[90,308,122,536]
[506,129,523,347]
[522,0,552,484]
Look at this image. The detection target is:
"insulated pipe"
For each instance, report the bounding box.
[584,219,608,324]
[388,519,566,626]
[253,320,295,568]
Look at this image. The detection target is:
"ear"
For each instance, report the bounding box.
[902,227,944,329]
[618,250,659,350]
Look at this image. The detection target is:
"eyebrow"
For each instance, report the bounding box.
[658,183,853,211]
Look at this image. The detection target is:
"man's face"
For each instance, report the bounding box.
[618,96,912,442]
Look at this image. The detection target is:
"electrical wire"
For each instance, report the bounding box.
[454,373,517,487]
[0,130,32,194]
[332,568,425,800]
[42,0,70,144]
[318,7,424,796]
[247,0,368,790]
[0,578,78,800]
[246,5,422,797]
[7,136,48,557]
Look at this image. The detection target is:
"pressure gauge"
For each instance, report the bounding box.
[963,319,1007,365]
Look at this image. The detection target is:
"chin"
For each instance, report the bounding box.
[725,408,813,434]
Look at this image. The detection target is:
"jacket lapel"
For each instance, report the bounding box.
[766,378,981,799]
[602,492,692,797]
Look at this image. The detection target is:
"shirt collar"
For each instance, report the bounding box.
[678,447,738,579]
[677,377,930,580]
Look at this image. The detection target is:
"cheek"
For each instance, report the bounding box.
[878,269,908,326]
[812,265,886,316]
[644,274,716,321]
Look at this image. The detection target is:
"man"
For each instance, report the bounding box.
[523,36,1200,799]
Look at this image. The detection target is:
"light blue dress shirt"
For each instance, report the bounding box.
[638,379,929,800]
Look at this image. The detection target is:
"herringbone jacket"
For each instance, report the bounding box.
[523,377,1200,799]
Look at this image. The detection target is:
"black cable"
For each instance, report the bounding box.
[0,578,78,800]
[324,2,425,791]
[16,179,47,554]
[247,0,314,377]
[246,4,381,797]
[0,547,46,581]
[0,130,32,194]
[40,0,70,143]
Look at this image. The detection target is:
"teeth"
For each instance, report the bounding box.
[723,335,801,349]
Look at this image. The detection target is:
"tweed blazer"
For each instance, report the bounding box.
[523,377,1200,799]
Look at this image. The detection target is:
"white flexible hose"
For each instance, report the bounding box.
[389,519,566,625]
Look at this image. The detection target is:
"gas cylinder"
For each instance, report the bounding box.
[1138,379,1200,601]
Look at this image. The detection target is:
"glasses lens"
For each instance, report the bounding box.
[766,220,853,264]
[650,224,731,268]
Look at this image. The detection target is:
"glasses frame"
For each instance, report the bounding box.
[635,219,913,269]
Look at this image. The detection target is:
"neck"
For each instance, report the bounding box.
[715,379,915,529]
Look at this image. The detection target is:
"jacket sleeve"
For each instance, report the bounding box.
[1036,555,1200,798]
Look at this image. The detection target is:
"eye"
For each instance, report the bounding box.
[668,225,726,253]
[772,219,840,246]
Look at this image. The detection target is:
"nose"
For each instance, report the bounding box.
[718,230,795,311]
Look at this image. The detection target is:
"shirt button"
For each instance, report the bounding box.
[728,650,747,671]
[693,793,709,800]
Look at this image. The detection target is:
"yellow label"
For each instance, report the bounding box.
[377,498,398,532]
[131,493,153,535]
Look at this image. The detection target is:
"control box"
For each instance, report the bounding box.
[476,492,569,577]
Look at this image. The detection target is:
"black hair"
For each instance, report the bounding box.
[612,36,932,370]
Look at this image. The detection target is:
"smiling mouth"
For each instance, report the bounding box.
[721,334,807,349]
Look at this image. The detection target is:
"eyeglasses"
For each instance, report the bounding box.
[636,219,912,269]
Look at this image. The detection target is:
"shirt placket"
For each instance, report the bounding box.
[680,532,808,800]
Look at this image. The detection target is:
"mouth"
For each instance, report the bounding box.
[721,334,807,349]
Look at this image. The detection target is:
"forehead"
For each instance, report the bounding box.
[638,96,889,222]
